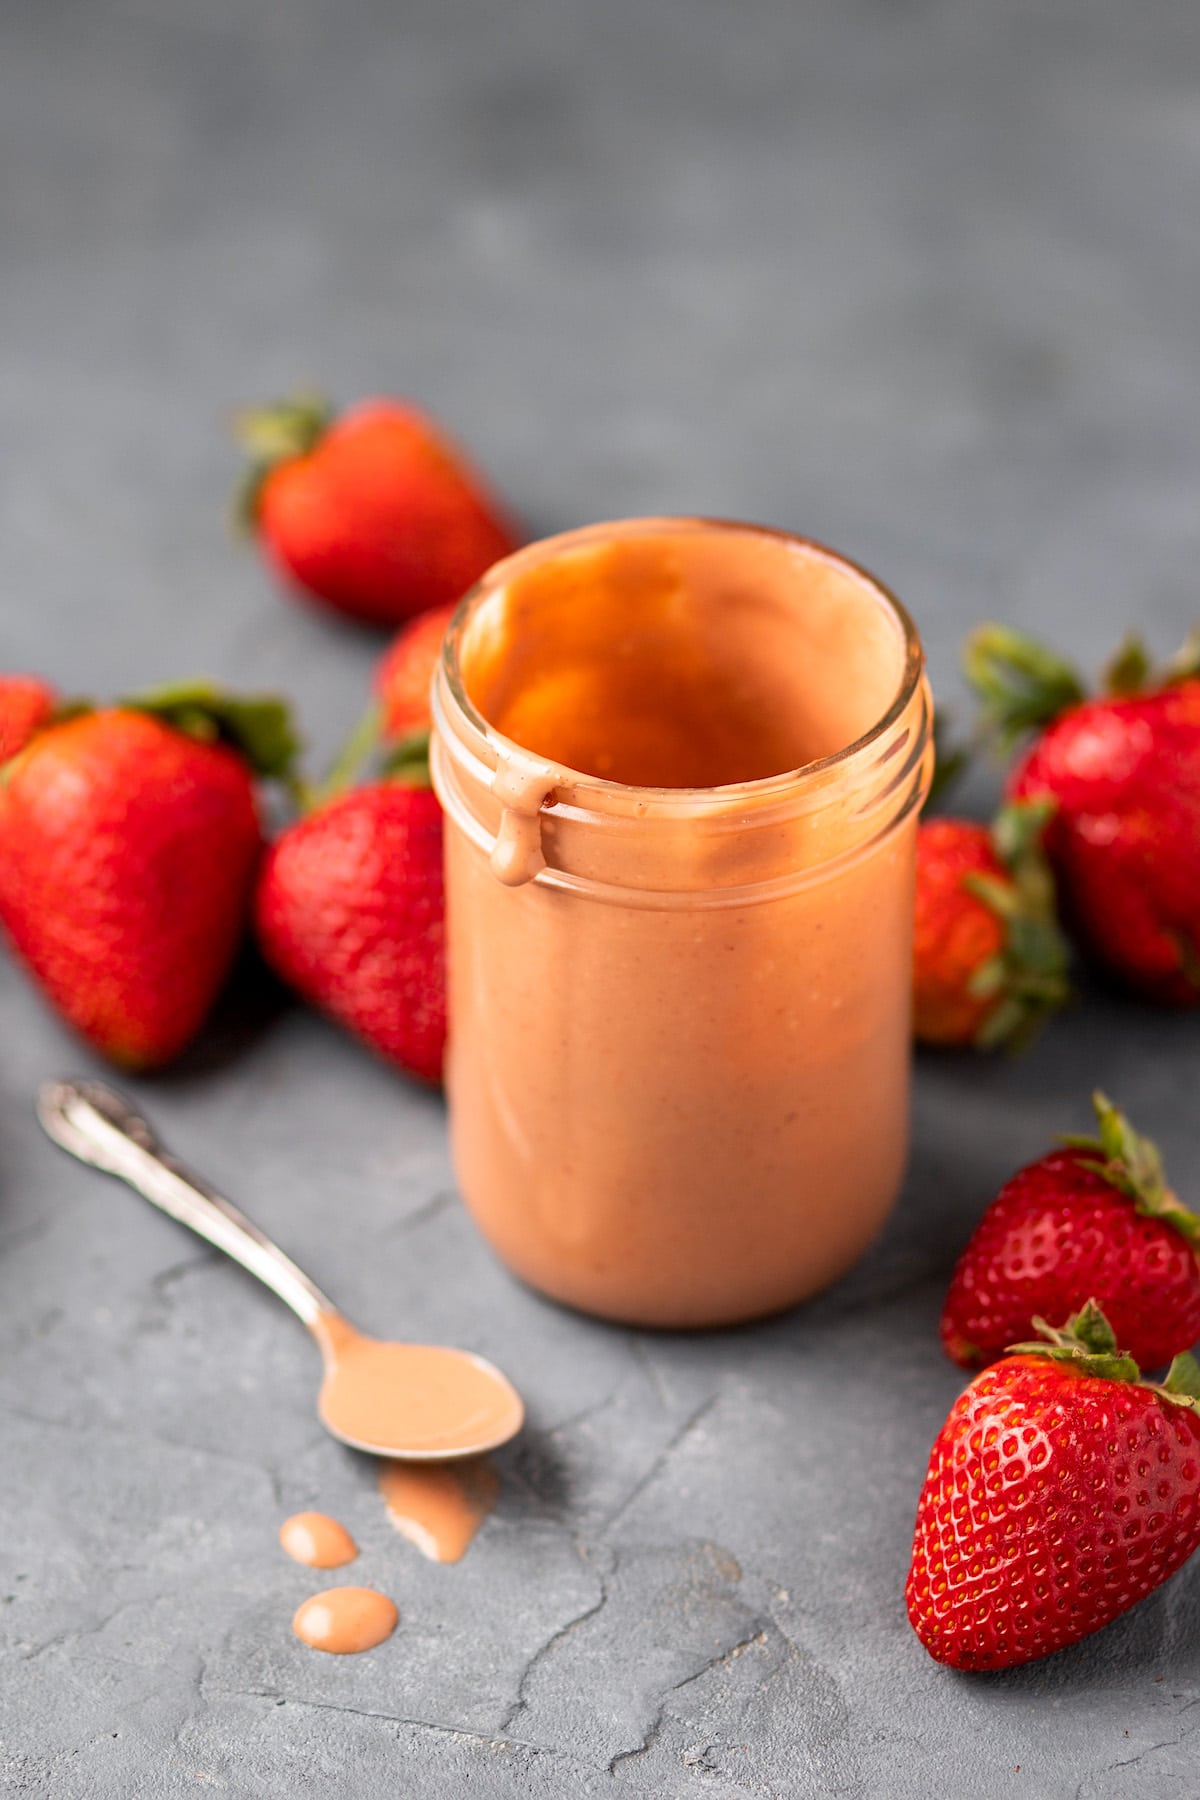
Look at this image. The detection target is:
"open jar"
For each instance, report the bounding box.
[431,517,933,1328]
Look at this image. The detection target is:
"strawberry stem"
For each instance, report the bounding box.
[380,727,433,789]
[307,705,384,811]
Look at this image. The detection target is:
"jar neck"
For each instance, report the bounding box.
[431,519,933,907]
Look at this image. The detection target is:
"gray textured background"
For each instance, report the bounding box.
[3,2,1200,1795]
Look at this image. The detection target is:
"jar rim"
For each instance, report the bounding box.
[438,515,925,807]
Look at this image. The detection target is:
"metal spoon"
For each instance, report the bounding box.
[37,1079,524,1461]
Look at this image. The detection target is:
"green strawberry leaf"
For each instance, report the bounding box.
[962,623,1087,749]
[123,681,302,783]
[1061,1092,1200,1249]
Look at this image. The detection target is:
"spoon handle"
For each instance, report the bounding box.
[37,1078,335,1329]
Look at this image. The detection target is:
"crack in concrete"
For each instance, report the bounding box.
[544,1384,624,1440]
[499,1554,617,1734]
[0,1213,58,1258]
[0,1304,64,1357]
[1072,1719,1198,1796]
[206,1684,590,1767]
[627,1335,671,1412]
[607,1623,769,1773]
[19,1593,175,1665]
[148,1250,221,1303]
[0,1402,283,1507]
[381,1189,456,1238]
[602,1392,718,1534]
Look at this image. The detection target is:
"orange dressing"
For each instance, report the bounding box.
[278,1511,358,1569]
[378,1456,499,1563]
[292,1587,398,1655]
[313,1312,523,1457]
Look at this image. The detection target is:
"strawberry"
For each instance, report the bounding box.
[236,394,518,628]
[913,801,1070,1049]
[966,623,1200,1003]
[941,1093,1200,1372]
[255,763,445,1086]
[375,602,456,742]
[0,674,56,761]
[907,1303,1200,1671]
[0,684,297,1069]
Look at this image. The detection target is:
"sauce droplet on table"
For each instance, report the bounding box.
[279,1511,358,1569]
[378,1457,499,1563]
[292,1587,398,1654]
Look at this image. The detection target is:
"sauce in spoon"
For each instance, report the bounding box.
[313,1312,524,1458]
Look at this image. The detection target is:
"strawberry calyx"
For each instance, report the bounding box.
[1161,1351,1200,1407]
[965,621,1200,745]
[120,681,302,784]
[962,623,1087,749]
[1061,1091,1200,1248]
[1162,624,1200,686]
[1008,1299,1141,1382]
[960,798,1072,1050]
[1008,1302,1200,1413]
[1101,626,1200,697]
[232,390,334,531]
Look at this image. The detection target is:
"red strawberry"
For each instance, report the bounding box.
[941,1092,1200,1371]
[236,394,518,628]
[908,1303,1200,1671]
[913,802,1070,1049]
[375,602,456,742]
[0,674,56,761]
[255,777,445,1085]
[0,686,296,1068]
[966,623,1200,1003]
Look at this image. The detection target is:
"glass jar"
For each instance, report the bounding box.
[431,517,933,1328]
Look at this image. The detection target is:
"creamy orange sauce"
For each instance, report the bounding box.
[435,519,931,1327]
[462,526,899,789]
[278,1511,358,1569]
[378,1456,499,1563]
[313,1312,524,1457]
[292,1586,398,1655]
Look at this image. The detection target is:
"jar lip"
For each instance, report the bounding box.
[438,515,925,806]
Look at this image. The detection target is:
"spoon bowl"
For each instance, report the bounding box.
[312,1313,524,1459]
[37,1079,525,1462]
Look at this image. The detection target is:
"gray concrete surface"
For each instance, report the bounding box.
[3,1,1200,1794]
